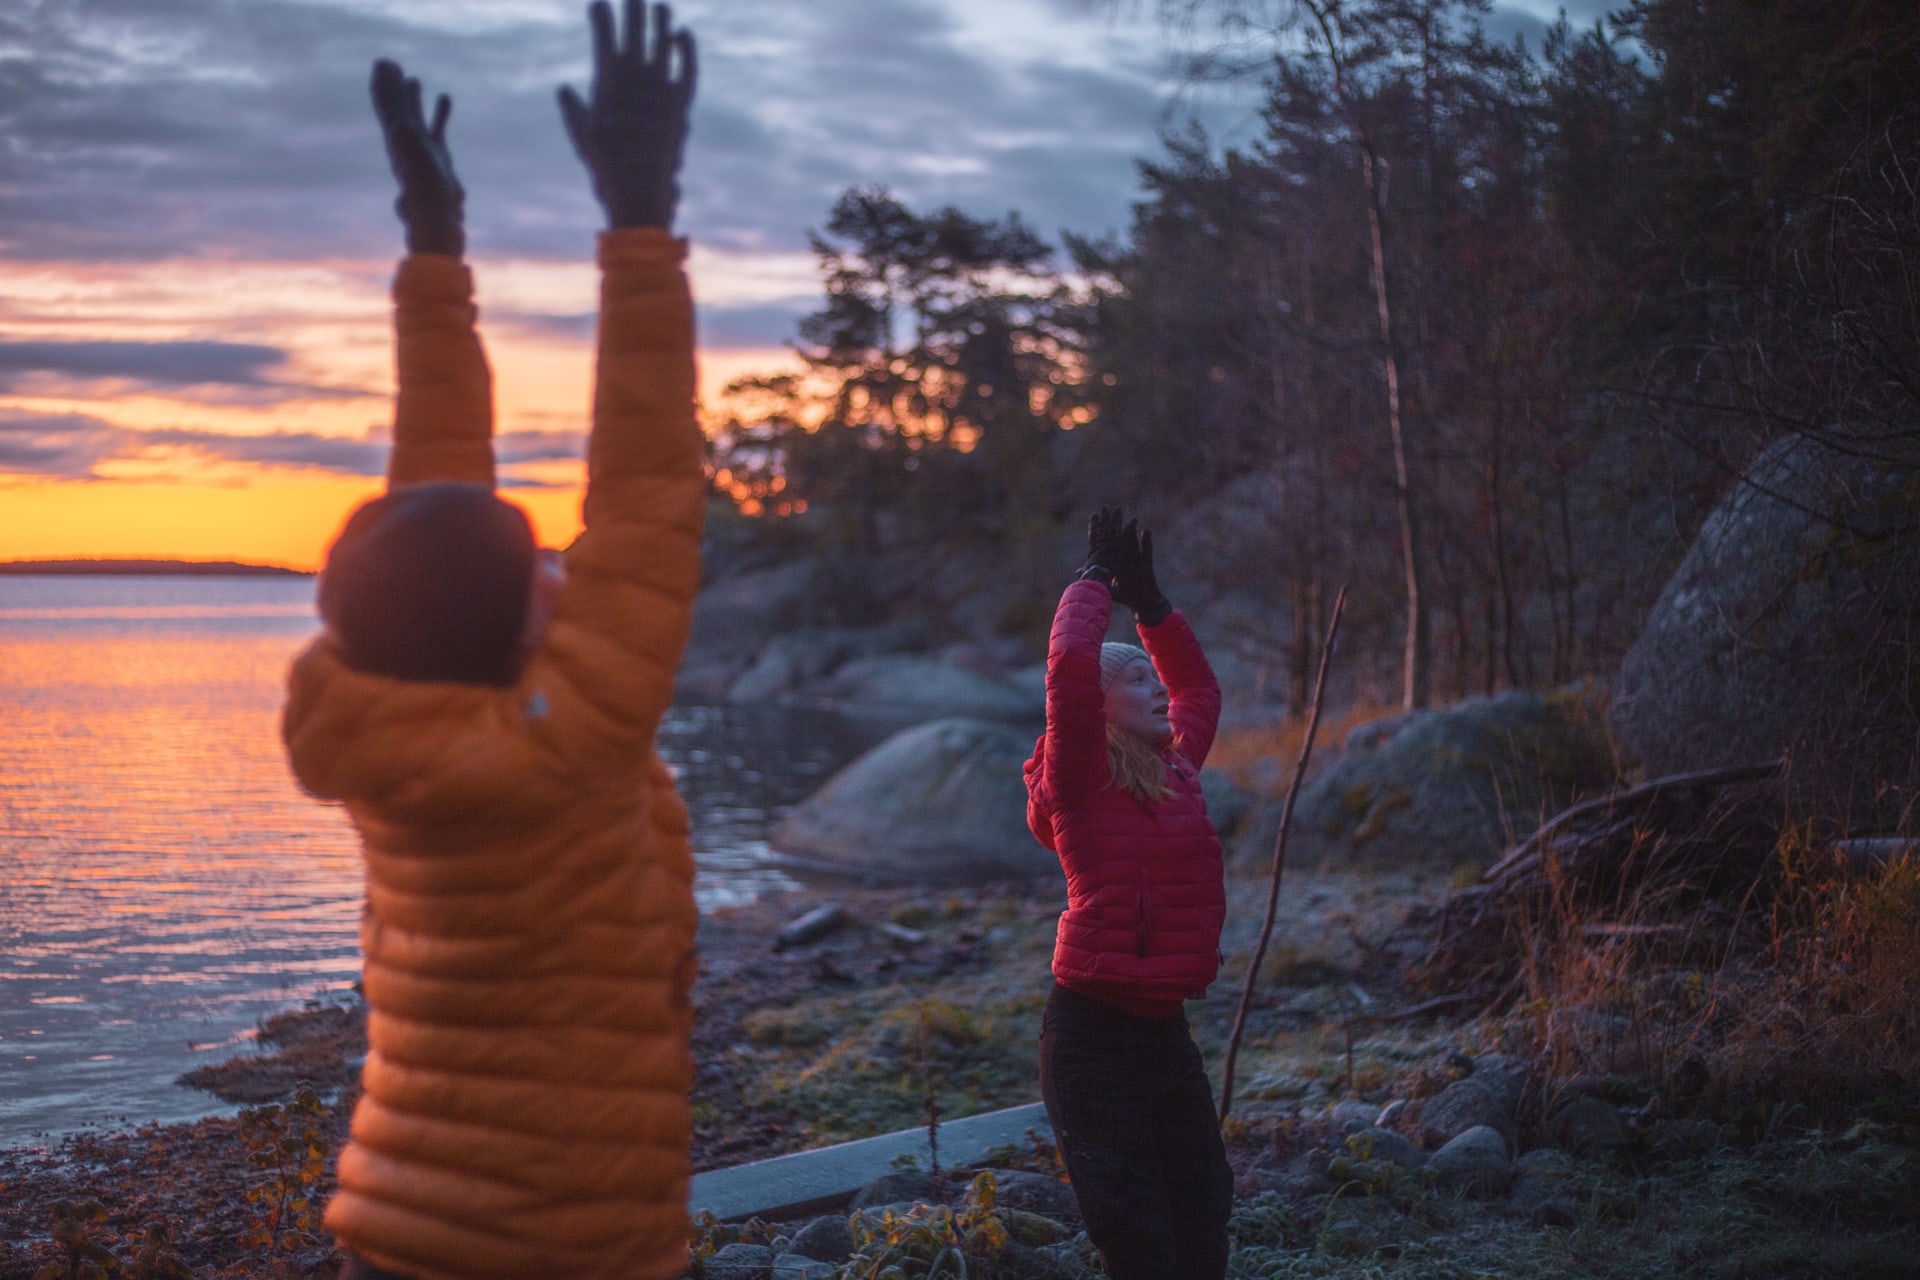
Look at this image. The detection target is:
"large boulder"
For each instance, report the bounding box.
[800,654,1043,723]
[1612,434,1920,830]
[769,718,1055,884]
[680,560,820,700]
[1231,689,1615,872]
[726,627,900,705]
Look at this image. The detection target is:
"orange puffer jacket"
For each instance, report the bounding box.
[283,228,703,1280]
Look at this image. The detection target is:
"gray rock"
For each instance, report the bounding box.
[805,654,1044,722]
[1344,1126,1424,1171]
[850,1169,948,1211]
[682,562,822,700]
[1546,1096,1627,1158]
[1199,769,1257,842]
[708,1242,775,1279]
[727,627,884,704]
[773,904,849,950]
[1233,689,1614,873]
[1327,1098,1381,1133]
[770,718,1056,884]
[783,1215,855,1265]
[1427,1125,1512,1198]
[1612,433,1920,830]
[770,1255,834,1280]
[968,1168,1080,1224]
[1466,1058,1523,1116]
[1418,1078,1515,1149]
[1329,1128,1421,1192]
[1508,1147,1577,1219]
[1511,1148,1575,1184]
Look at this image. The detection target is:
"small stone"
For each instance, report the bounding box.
[1418,1078,1514,1149]
[1546,1096,1627,1158]
[1466,1058,1523,1115]
[1427,1125,1512,1199]
[784,1215,855,1265]
[773,904,849,950]
[771,1254,833,1280]
[1003,1208,1070,1247]
[1343,1126,1423,1170]
[969,1168,1079,1224]
[1328,1098,1380,1132]
[850,1169,946,1210]
[875,920,927,948]
[1530,1198,1579,1229]
[1511,1148,1575,1183]
[709,1242,775,1279]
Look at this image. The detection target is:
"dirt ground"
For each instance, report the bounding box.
[4,869,1916,1279]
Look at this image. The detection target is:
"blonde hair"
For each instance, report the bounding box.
[1106,723,1175,804]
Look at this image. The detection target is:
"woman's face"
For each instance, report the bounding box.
[1104,657,1171,744]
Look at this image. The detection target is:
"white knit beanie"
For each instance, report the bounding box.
[1099,642,1151,690]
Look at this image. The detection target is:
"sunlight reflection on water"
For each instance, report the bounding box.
[0,576,862,1139]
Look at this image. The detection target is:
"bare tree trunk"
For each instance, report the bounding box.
[1305,0,1430,710]
[1360,155,1429,710]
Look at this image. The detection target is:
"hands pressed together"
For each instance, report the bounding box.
[1081,505,1172,627]
[371,0,697,257]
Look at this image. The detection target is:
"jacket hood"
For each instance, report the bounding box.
[284,639,557,826]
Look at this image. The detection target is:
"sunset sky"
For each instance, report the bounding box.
[0,0,1597,569]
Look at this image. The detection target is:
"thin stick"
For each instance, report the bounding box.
[1219,584,1347,1122]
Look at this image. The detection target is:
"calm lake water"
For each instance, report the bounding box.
[0,576,878,1141]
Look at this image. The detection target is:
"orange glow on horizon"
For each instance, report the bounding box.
[0,245,808,567]
[0,472,603,573]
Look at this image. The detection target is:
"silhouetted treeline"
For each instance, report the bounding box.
[711,0,1920,709]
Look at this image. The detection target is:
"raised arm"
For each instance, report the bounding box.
[547,1,702,733]
[370,59,494,488]
[1038,509,1139,803]
[1123,528,1221,767]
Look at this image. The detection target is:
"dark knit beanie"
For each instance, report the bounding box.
[318,482,536,687]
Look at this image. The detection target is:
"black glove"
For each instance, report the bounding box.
[1079,506,1136,589]
[370,59,465,257]
[558,0,698,231]
[1113,527,1171,626]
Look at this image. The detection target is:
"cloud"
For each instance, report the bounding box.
[0,410,128,476]
[0,0,1212,268]
[0,338,373,404]
[0,338,281,388]
[0,403,595,484]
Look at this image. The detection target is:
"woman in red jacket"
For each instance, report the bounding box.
[1023,507,1234,1280]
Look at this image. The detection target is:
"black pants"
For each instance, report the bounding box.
[1038,983,1233,1280]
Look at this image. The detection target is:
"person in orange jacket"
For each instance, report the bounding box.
[281,4,704,1277]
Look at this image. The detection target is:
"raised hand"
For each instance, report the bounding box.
[558,0,697,230]
[370,59,464,257]
[1080,505,1139,587]
[1112,527,1172,626]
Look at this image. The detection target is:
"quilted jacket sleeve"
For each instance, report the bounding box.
[385,254,495,488]
[1037,578,1114,806]
[1140,608,1220,771]
[549,228,704,738]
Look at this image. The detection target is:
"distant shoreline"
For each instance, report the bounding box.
[0,559,311,577]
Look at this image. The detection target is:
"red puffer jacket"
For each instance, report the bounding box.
[1024,579,1226,1014]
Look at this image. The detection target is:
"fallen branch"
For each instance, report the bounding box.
[1220,585,1347,1123]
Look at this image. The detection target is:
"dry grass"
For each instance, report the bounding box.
[1210,699,1396,795]
[1509,830,1920,1123]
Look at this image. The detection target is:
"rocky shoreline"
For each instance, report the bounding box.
[5,870,1915,1279]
